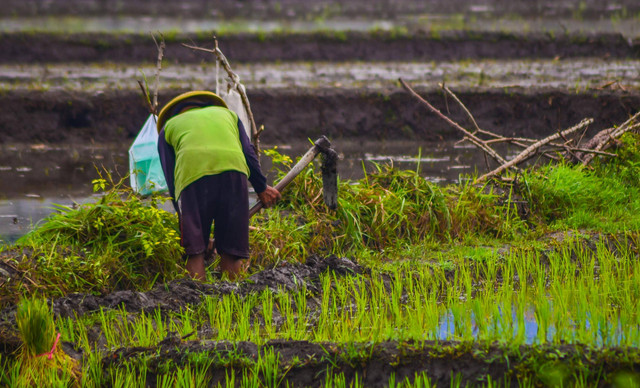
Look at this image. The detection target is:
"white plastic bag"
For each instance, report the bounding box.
[219,84,252,139]
[128,114,167,195]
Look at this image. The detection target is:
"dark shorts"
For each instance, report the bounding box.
[177,171,249,258]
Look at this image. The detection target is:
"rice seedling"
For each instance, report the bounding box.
[13,296,79,386]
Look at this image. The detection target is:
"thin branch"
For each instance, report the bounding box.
[476,118,593,183]
[151,33,165,115]
[137,80,154,114]
[182,39,260,152]
[399,78,510,169]
[440,83,482,134]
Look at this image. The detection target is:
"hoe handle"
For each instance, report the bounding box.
[249,139,326,218]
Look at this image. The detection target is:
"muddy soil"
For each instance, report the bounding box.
[1,236,638,385]
[1,31,637,64]
[4,0,640,19]
[98,340,640,387]
[0,88,638,144]
[0,255,363,318]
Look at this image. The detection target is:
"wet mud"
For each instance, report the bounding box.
[1,31,637,65]
[1,236,639,385]
[101,340,640,387]
[0,255,363,318]
[1,88,639,145]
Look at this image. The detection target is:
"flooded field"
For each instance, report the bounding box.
[1,15,640,38]
[1,1,639,386]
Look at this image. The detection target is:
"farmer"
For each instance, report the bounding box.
[156,91,280,280]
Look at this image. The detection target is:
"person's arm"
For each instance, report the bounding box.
[238,119,281,207]
[157,128,178,211]
[238,119,267,194]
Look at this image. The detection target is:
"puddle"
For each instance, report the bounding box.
[438,305,627,346]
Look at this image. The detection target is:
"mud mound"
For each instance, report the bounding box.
[2,89,639,144]
[102,339,640,387]
[49,255,363,318]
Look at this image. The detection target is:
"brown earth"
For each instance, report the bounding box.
[99,340,640,387]
[1,88,638,144]
[1,31,637,64]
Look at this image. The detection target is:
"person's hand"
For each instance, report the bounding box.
[257,186,281,208]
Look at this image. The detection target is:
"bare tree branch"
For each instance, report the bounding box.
[151,33,165,115]
[476,118,593,183]
[182,39,260,153]
[400,78,511,169]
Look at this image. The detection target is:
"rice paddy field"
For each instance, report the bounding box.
[1,1,640,387]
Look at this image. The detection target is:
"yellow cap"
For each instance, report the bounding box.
[156,91,228,132]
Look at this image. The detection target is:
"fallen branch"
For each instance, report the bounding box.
[581,114,640,165]
[476,118,593,183]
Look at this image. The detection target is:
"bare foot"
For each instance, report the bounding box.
[186,254,206,281]
[219,253,248,281]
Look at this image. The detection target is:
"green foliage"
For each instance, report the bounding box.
[593,132,640,188]
[16,296,56,356]
[525,135,640,231]
[14,174,183,296]
[251,148,526,264]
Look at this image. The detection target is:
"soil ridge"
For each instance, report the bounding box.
[1,89,638,144]
[102,339,640,387]
[0,31,637,64]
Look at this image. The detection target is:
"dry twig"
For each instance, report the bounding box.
[182,38,261,152]
[580,112,640,165]
[400,78,635,183]
[400,78,510,168]
[476,118,593,183]
[151,34,165,114]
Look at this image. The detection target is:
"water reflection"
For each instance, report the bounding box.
[438,305,627,346]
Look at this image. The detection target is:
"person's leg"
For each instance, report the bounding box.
[219,253,248,280]
[213,172,251,278]
[178,177,217,281]
[186,253,206,281]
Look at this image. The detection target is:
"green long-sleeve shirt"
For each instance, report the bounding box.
[163,106,250,200]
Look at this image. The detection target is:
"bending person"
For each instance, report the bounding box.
[157,91,280,280]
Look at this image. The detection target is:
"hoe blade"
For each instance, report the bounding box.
[317,136,338,210]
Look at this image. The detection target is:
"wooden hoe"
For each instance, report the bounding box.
[249,135,338,217]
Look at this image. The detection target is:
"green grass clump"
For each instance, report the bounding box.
[16,297,56,357]
[11,175,183,297]
[250,149,525,266]
[525,133,640,231]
